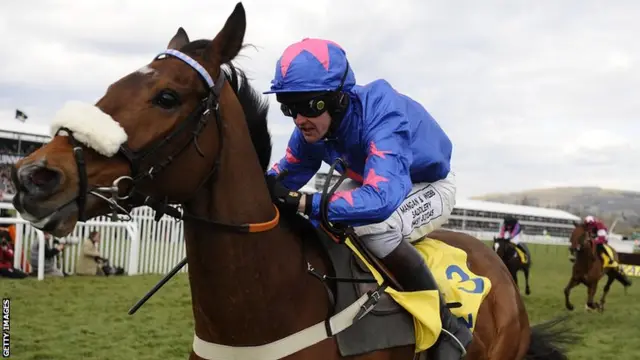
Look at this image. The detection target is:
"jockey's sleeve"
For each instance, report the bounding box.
[306,110,413,225]
[266,129,323,191]
[498,223,505,238]
[596,228,608,242]
[511,223,521,238]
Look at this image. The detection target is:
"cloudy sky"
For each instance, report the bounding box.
[1,1,637,199]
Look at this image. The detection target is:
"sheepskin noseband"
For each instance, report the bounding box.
[50,101,128,157]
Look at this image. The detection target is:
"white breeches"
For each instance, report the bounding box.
[503,231,522,245]
[334,171,457,258]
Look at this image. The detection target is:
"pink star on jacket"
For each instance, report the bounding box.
[363,169,389,191]
[285,147,300,164]
[271,163,280,174]
[368,141,392,160]
[331,190,354,206]
[280,38,342,77]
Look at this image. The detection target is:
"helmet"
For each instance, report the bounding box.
[503,215,518,226]
[264,38,356,95]
[584,215,595,224]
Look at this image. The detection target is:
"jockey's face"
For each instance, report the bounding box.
[277,91,333,143]
[294,111,332,143]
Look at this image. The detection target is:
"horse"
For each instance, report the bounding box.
[10,3,577,359]
[564,221,632,312]
[493,237,531,295]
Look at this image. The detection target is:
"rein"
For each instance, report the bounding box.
[54,49,281,312]
[61,49,279,232]
[60,49,397,350]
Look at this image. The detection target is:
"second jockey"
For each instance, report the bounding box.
[263,38,471,359]
[582,215,614,264]
[498,215,528,257]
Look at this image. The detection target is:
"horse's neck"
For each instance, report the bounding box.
[500,243,514,258]
[182,106,331,346]
[579,243,597,264]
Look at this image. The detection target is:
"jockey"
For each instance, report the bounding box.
[263,38,470,359]
[583,215,613,263]
[498,215,527,256]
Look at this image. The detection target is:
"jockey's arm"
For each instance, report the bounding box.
[266,129,323,191]
[306,112,413,225]
[498,223,506,238]
[589,221,609,243]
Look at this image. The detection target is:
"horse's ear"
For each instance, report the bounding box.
[208,2,246,64]
[167,27,190,50]
[572,221,579,227]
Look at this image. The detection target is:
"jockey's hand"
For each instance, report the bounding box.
[265,175,312,214]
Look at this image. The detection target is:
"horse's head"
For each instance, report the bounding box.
[569,220,592,254]
[493,237,514,261]
[11,3,248,237]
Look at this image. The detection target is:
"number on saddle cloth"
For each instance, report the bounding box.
[444,264,486,330]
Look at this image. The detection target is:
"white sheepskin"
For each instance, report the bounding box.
[50,101,128,157]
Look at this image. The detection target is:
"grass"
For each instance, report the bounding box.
[1,243,638,360]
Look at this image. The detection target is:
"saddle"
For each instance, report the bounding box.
[291,212,490,357]
[293,216,418,356]
[514,243,530,265]
[598,244,619,269]
[285,161,490,356]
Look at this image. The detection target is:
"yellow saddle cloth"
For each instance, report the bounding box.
[345,237,492,353]
[600,244,618,269]
[515,246,528,264]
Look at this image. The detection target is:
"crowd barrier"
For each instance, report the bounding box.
[2,202,638,279]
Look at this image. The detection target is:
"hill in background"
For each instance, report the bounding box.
[473,187,640,235]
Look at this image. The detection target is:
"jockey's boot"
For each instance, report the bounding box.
[596,244,610,263]
[615,270,632,288]
[381,241,473,360]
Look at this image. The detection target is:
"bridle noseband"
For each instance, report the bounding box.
[59,48,279,233]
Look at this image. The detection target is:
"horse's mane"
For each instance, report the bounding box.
[181,40,272,172]
[179,41,321,239]
[222,64,272,172]
[177,42,333,271]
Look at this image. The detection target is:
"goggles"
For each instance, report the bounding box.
[280,95,329,118]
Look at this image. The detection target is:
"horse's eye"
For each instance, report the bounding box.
[153,90,181,109]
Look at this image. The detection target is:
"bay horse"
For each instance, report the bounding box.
[10,3,577,359]
[493,237,531,295]
[565,221,632,312]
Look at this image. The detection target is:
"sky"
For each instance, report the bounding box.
[1,0,638,199]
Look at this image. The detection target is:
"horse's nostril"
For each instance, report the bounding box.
[18,165,61,195]
[29,167,59,187]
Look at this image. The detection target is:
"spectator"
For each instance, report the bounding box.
[77,230,107,276]
[0,230,27,279]
[29,233,65,277]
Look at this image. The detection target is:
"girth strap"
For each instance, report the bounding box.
[192,292,373,360]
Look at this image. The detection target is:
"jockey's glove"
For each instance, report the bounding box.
[265,175,313,215]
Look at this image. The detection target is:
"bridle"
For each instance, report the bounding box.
[493,238,514,261]
[571,224,595,255]
[57,48,279,233]
[55,48,282,313]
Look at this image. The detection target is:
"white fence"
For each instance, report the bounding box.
[1,202,187,280]
[2,201,637,281]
